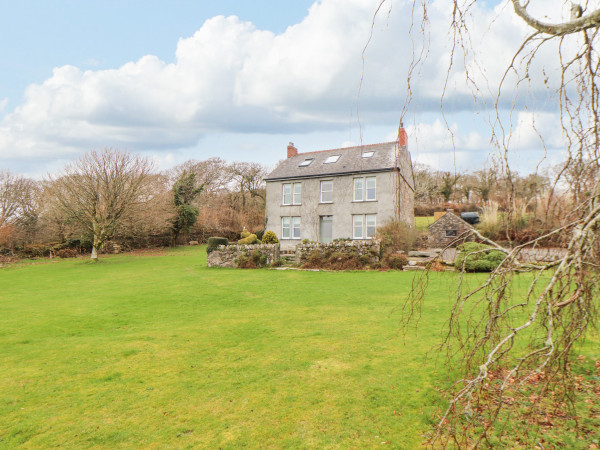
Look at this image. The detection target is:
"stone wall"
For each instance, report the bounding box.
[295,240,381,265]
[427,212,473,248]
[207,244,280,268]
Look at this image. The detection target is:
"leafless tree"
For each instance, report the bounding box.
[49,149,154,259]
[0,171,42,246]
[372,0,600,446]
[169,157,229,195]
[228,162,267,203]
[0,171,33,226]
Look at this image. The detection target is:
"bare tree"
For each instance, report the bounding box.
[0,171,32,226]
[413,163,441,204]
[170,157,229,195]
[440,171,461,202]
[49,149,153,260]
[0,171,42,246]
[473,168,497,203]
[371,0,600,446]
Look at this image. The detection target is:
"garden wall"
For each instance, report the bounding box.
[295,240,381,266]
[207,243,280,268]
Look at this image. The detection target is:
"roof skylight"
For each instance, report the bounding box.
[362,151,375,158]
[323,155,341,164]
[298,158,314,167]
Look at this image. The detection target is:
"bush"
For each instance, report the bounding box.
[236,249,268,268]
[250,249,267,266]
[377,220,416,254]
[207,237,228,253]
[270,258,285,268]
[236,253,254,268]
[262,231,279,244]
[56,248,78,259]
[255,229,265,241]
[240,229,251,239]
[301,247,367,270]
[238,234,259,245]
[455,242,506,272]
[382,253,408,270]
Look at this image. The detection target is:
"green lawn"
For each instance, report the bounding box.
[414,216,434,231]
[0,247,597,448]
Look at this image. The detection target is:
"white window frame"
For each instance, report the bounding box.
[366,176,376,201]
[282,216,300,240]
[353,178,364,202]
[282,184,292,205]
[352,215,364,239]
[292,183,302,205]
[352,214,377,239]
[323,155,341,164]
[366,214,377,239]
[362,151,375,158]
[281,217,291,239]
[299,158,314,167]
[292,217,301,239]
[320,180,333,203]
[353,176,376,202]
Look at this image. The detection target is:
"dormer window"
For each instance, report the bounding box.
[298,158,314,167]
[323,155,341,164]
[362,151,375,158]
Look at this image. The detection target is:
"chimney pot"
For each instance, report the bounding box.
[287,142,298,158]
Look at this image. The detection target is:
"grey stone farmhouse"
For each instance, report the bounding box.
[263,128,415,246]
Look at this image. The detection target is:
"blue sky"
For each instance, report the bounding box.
[0,1,316,107]
[0,0,568,177]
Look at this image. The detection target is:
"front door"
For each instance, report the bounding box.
[320,216,333,243]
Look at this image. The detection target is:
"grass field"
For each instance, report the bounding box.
[414,216,434,231]
[0,247,598,448]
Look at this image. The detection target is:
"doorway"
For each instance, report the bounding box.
[320,216,333,243]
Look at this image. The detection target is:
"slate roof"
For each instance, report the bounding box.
[265,141,413,188]
[427,211,473,229]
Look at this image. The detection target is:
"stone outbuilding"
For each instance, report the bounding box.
[427,210,474,247]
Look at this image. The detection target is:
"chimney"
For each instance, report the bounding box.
[287,142,298,158]
[398,122,408,146]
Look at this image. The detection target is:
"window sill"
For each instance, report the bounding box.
[352,200,378,203]
[319,201,333,204]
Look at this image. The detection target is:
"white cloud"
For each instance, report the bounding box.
[0,0,574,175]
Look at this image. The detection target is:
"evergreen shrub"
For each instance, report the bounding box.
[207,237,229,253]
[238,234,259,245]
[261,231,279,244]
[455,242,506,272]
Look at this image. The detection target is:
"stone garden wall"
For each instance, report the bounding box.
[295,240,381,265]
[207,243,280,268]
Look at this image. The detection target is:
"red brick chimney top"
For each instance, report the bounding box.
[287,142,298,158]
[398,123,408,147]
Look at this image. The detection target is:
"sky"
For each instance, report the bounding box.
[0,0,580,177]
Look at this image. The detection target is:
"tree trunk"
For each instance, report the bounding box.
[91,229,101,260]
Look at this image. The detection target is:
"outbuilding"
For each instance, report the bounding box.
[427,210,474,247]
